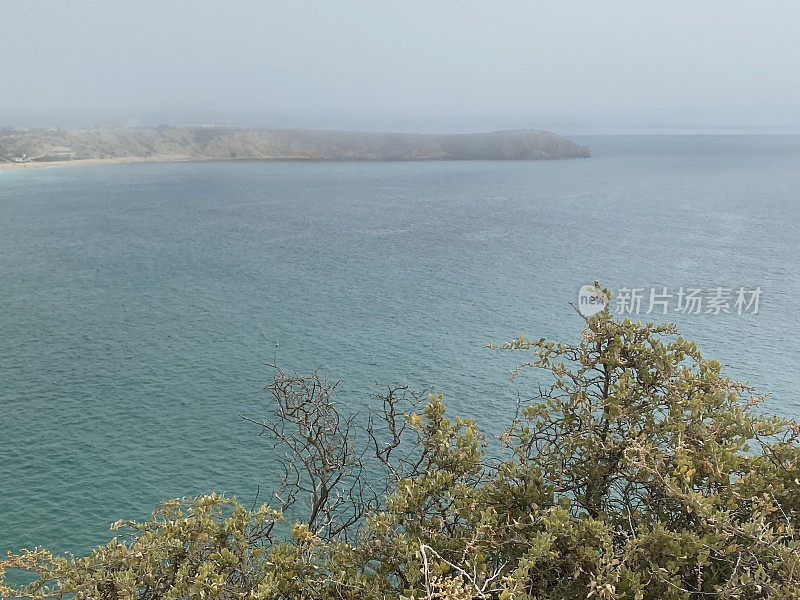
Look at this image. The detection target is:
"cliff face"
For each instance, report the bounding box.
[0,127,590,162]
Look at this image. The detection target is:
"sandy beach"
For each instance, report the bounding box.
[0,156,197,173]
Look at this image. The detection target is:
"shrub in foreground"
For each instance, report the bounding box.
[4,298,800,599]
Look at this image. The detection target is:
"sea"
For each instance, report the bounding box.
[1,134,799,559]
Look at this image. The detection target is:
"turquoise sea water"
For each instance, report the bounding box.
[1,135,799,558]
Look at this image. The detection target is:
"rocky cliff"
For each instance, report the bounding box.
[0,127,590,162]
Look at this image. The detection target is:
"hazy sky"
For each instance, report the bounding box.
[2,0,798,133]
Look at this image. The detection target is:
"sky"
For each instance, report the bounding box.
[2,0,798,134]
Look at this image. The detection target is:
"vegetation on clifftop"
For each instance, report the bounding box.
[0,127,590,163]
[3,289,799,599]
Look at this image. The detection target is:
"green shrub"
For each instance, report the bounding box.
[4,293,800,599]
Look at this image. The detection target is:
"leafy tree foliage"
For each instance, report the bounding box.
[4,293,800,599]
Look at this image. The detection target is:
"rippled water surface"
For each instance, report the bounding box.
[1,135,799,556]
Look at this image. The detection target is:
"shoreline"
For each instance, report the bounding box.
[0,154,592,173]
[0,156,199,173]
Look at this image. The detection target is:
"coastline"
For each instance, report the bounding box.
[0,154,592,174]
[0,156,197,173]
[0,128,590,171]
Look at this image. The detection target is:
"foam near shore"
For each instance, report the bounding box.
[0,156,198,172]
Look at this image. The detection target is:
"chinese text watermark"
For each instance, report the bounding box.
[577,285,762,317]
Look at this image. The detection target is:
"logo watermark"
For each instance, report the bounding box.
[577,284,609,317]
[577,285,762,316]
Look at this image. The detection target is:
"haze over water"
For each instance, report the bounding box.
[1,134,799,556]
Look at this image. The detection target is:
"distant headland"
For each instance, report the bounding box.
[0,127,590,171]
